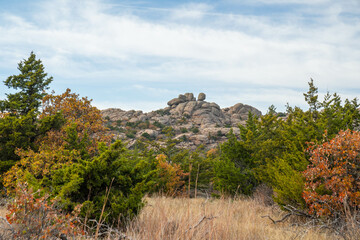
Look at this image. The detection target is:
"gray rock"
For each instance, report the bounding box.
[184,93,196,101]
[189,134,209,145]
[192,108,211,116]
[209,102,220,109]
[101,93,263,151]
[211,107,222,117]
[167,97,185,106]
[201,102,211,108]
[143,129,159,137]
[178,94,186,100]
[183,101,197,115]
[171,102,187,116]
[228,103,261,116]
[198,93,206,101]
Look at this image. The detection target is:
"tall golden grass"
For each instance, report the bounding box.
[0,196,348,239]
[124,196,339,240]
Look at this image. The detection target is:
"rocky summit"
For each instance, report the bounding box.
[101,93,261,150]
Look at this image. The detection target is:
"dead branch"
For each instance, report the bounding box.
[184,215,217,233]
[262,213,292,224]
[262,205,314,225]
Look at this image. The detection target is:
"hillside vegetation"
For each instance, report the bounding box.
[0,52,360,239]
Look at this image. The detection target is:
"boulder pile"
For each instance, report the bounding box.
[102,93,261,150]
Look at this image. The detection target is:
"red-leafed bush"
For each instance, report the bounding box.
[6,184,83,239]
[303,130,360,218]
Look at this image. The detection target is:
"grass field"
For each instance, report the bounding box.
[0,196,346,239]
[123,196,340,240]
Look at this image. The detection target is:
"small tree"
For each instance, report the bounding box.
[0,52,58,183]
[39,88,111,156]
[303,130,360,218]
[212,130,257,196]
[0,52,52,115]
[303,78,320,114]
[145,154,188,196]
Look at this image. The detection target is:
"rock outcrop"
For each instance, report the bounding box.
[198,93,206,101]
[102,93,261,150]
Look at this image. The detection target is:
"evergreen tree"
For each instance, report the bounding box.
[0,52,57,185]
[303,78,320,114]
[0,52,53,115]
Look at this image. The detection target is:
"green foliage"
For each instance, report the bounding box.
[155,109,170,116]
[234,80,360,207]
[141,132,155,141]
[180,135,188,142]
[212,130,256,196]
[174,146,215,193]
[153,121,165,129]
[126,128,137,138]
[126,121,137,128]
[0,52,53,115]
[0,53,60,184]
[0,112,37,166]
[53,141,146,226]
[147,135,216,194]
[161,126,175,136]
[183,113,191,119]
[15,138,147,228]
[303,78,320,113]
[212,158,254,196]
[190,127,199,134]
[180,127,188,133]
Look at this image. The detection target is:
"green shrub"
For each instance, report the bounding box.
[153,121,165,129]
[190,127,199,134]
[180,135,188,142]
[126,132,135,139]
[155,109,170,116]
[183,113,191,119]
[212,130,256,196]
[212,158,255,196]
[180,128,188,133]
[51,141,147,227]
[141,132,155,141]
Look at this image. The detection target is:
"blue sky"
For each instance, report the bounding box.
[1,0,359,113]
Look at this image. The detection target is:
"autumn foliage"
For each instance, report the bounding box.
[39,88,111,155]
[303,130,360,218]
[6,184,82,239]
[4,89,110,192]
[153,154,188,196]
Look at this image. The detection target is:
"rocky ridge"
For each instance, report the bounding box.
[102,93,261,150]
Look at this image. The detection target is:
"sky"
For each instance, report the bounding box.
[0,0,359,114]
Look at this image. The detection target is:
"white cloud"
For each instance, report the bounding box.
[224,0,331,5]
[0,0,359,112]
[93,100,166,112]
[171,3,212,20]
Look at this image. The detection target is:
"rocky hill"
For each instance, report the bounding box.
[102,93,261,150]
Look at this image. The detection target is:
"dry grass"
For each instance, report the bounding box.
[124,196,340,240]
[0,196,350,239]
[0,206,7,219]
